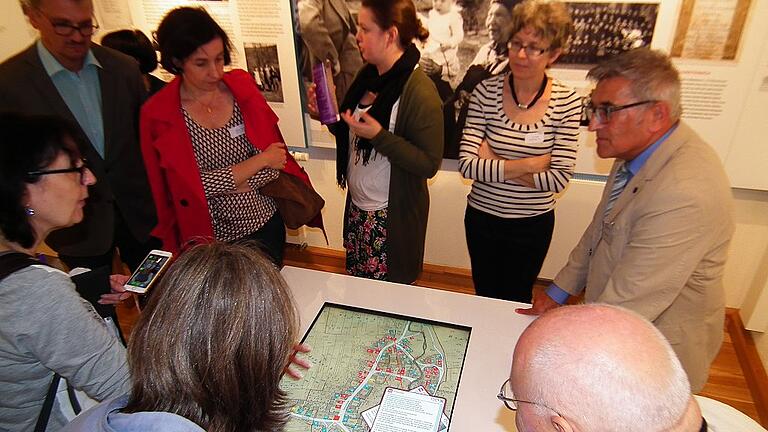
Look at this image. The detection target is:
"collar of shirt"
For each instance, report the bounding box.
[36,39,102,77]
[625,122,678,177]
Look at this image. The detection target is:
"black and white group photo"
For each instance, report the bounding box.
[244,43,284,103]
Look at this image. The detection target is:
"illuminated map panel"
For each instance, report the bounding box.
[281,303,471,432]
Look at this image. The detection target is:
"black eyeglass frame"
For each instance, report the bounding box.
[35,9,100,37]
[506,40,550,58]
[27,159,89,183]
[585,99,658,124]
[497,378,562,416]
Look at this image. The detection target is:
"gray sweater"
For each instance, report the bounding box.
[0,264,130,431]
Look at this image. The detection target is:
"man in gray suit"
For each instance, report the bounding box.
[0,0,158,317]
[298,0,363,103]
[517,49,734,392]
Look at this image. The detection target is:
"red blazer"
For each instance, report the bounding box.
[140,69,318,254]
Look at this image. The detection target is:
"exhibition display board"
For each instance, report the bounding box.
[280,266,534,432]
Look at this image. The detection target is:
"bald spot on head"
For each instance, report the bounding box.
[511,304,691,432]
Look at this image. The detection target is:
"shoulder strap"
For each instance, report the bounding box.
[0,252,41,282]
[34,374,61,432]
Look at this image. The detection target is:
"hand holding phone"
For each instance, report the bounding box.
[124,250,173,294]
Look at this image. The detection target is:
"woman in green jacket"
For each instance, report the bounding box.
[310,0,443,284]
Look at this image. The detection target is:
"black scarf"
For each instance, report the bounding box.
[335,43,421,188]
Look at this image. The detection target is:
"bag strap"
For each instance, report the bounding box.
[34,374,61,432]
[0,252,40,282]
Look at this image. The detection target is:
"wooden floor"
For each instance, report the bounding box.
[115,246,768,428]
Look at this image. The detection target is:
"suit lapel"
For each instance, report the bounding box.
[21,46,82,133]
[94,47,118,164]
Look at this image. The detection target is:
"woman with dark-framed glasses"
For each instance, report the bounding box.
[458,0,582,303]
[0,112,130,431]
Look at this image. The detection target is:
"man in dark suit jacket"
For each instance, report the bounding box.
[0,0,158,318]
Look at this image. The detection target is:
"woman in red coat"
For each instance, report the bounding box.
[141,7,312,265]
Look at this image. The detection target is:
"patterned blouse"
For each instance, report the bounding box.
[183,101,279,242]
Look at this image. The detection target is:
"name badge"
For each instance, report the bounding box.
[228,124,245,138]
[525,131,545,145]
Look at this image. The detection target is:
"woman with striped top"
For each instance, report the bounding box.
[458,0,582,302]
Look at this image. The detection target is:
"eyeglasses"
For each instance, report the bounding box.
[497,378,562,416]
[35,9,99,37]
[584,100,657,124]
[27,159,90,184]
[507,40,549,58]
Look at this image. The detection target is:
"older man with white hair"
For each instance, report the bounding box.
[502,304,766,432]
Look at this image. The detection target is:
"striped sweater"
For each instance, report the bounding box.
[458,74,582,218]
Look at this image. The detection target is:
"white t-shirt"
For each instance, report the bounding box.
[347,99,400,210]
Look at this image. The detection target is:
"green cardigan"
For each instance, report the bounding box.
[342,68,444,283]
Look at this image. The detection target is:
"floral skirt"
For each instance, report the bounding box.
[344,201,388,280]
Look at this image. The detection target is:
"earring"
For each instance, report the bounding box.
[25,206,35,216]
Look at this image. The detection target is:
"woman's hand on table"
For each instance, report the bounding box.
[285,343,312,380]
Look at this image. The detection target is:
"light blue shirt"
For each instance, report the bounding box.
[546,124,679,304]
[37,40,105,158]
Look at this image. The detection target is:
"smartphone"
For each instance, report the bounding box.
[124,250,173,294]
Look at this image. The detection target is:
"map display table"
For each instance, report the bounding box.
[281,266,535,432]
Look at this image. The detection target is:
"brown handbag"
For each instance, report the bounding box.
[260,172,325,229]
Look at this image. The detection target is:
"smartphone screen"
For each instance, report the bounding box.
[125,250,172,293]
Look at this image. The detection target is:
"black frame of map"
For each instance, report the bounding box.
[282,302,472,431]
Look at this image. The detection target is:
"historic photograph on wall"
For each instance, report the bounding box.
[670,0,751,61]
[244,43,285,103]
[295,0,658,158]
[561,2,658,66]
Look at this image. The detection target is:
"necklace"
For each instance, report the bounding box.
[509,74,548,110]
[183,87,217,114]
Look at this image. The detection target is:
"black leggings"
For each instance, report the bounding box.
[464,205,554,303]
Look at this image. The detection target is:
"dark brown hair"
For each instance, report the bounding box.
[124,242,299,432]
[155,7,232,75]
[0,112,81,249]
[362,0,429,47]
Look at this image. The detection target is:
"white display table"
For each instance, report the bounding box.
[281,266,534,432]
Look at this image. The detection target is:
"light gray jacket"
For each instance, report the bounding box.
[0,265,129,431]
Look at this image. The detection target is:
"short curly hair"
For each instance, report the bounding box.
[155,7,232,75]
[507,0,574,51]
[0,112,81,248]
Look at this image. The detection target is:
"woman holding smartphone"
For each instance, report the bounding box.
[63,243,309,431]
[309,0,444,284]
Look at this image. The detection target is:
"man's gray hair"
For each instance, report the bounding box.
[525,305,691,431]
[20,0,90,11]
[588,48,681,121]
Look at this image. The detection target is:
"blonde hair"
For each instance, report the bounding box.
[508,0,574,51]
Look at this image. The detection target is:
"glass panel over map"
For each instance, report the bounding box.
[281,303,472,432]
